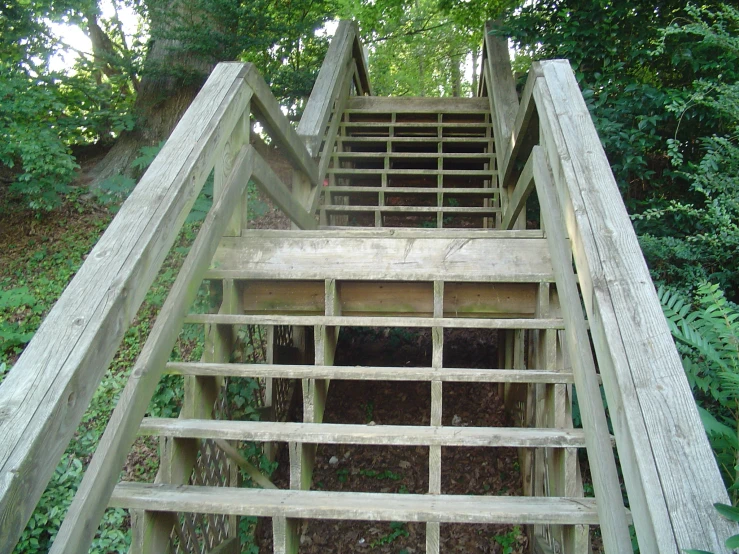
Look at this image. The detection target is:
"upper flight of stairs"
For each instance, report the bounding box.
[1,20,733,554]
[321,97,499,229]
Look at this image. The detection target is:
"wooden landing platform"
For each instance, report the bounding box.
[207,229,554,282]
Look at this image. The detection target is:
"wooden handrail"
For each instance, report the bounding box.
[0,55,326,552]
[481,27,737,552]
[297,20,372,217]
[298,20,371,158]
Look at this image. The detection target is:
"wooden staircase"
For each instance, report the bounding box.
[0,20,735,554]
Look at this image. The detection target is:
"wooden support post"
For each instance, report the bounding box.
[278,281,339,552]
[427,281,443,553]
[263,326,277,462]
[215,110,250,236]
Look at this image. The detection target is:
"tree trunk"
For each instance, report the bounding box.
[451,52,462,97]
[91,1,218,186]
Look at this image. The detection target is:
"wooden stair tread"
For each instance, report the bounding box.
[325,186,499,195]
[110,483,601,525]
[327,168,496,175]
[184,313,565,329]
[207,233,553,282]
[321,205,499,214]
[345,96,490,113]
[139,419,588,448]
[165,362,576,384]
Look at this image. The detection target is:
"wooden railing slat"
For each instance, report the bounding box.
[243,64,320,188]
[531,145,632,551]
[0,64,252,553]
[250,149,318,230]
[298,21,356,156]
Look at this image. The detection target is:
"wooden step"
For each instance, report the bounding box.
[184,313,565,330]
[345,96,490,113]
[333,152,492,159]
[206,231,553,282]
[139,419,588,448]
[341,122,490,129]
[324,187,498,195]
[321,205,500,215]
[165,362,576,384]
[110,483,601,525]
[328,168,496,176]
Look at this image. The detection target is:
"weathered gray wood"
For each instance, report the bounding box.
[324,186,499,195]
[0,63,252,553]
[502,149,535,230]
[321,205,499,214]
[342,122,489,129]
[207,234,554,282]
[234,228,544,239]
[185,314,565,330]
[250,149,318,230]
[534,60,735,552]
[428,282,443,553]
[532,145,631,551]
[49,145,255,554]
[111,484,602,525]
[501,65,540,189]
[213,439,276,490]
[139,419,591,448]
[482,22,519,182]
[316,59,356,184]
[165,362,577,384]
[328,168,496,176]
[346,97,489,113]
[298,21,357,155]
[339,136,491,144]
[334,152,493,159]
[243,64,319,188]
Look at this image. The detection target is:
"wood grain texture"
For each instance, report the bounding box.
[298,21,357,155]
[207,234,554,282]
[185,313,565,330]
[532,146,631,551]
[138,419,591,448]
[164,362,577,384]
[502,149,535,230]
[534,59,735,552]
[110,484,602,525]
[0,63,251,553]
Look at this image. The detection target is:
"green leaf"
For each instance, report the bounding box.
[726,534,739,548]
[715,503,739,522]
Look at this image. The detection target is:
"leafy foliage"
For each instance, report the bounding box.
[659,283,739,497]
[0,0,140,211]
[498,2,739,297]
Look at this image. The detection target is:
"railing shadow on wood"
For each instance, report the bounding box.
[0,20,369,554]
[480,21,737,554]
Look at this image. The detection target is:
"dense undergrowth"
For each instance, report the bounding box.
[0,164,272,551]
